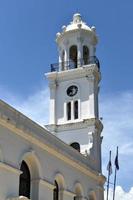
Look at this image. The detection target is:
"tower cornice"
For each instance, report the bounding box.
[56,29,98,46]
[45,64,101,83]
[46,118,103,133]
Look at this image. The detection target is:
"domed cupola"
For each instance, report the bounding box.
[51,13,99,71]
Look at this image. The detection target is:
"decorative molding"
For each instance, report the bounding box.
[0,161,21,175]
[18,148,36,165]
[62,189,75,197]
[39,178,55,190]
[45,65,100,83]
[46,118,103,133]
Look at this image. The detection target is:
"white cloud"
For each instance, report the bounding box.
[119,143,133,155]
[15,88,49,126]
[104,186,133,200]
[0,86,49,126]
[100,91,133,192]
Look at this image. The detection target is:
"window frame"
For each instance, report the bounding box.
[19,161,31,199]
[53,180,59,200]
[66,100,79,121]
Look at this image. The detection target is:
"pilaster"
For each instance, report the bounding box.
[77,36,83,67]
[59,189,75,200]
[49,81,57,124]
[38,179,55,200]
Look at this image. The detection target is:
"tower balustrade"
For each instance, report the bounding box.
[50,56,100,72]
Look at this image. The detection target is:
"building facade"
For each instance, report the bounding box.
[0,14,105,200]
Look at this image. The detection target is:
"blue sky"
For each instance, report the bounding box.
[0,1,133,199]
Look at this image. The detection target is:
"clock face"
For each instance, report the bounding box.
[67,85,78,97]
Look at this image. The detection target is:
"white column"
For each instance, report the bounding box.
[49,81,56,124]
[89,45,95,63]
[60,189,75,200]
[31,179,39,200]
[88,76,95,118]
[38,179,55,200]
[89,45,94,57]
[77,36,84,67]
[94,85,99,119]
[65,48,69,70]
[58,47,62,71]
[77,42,82,67]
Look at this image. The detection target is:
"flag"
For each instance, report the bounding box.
[107,151,112,175]
[115,146,119,170]
[107,160,112,175]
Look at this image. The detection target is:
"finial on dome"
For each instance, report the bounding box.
[56,32,61,38]
[73,13,82,23]
[62,25,66,32]
[91,26,96,32]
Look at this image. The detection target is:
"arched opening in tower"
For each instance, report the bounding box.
[69,45,77,68]
[70,142,80,152]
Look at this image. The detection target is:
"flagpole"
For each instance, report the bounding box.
[106,151,111,200]
[113,167,117,200]
[113,146,119,200]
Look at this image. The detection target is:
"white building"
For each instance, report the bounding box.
[0,13,105,200]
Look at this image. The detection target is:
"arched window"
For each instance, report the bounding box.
[19,161,31,198]
[70,142,80,152]
[74,100,78,119]
[69,45,77,68]
[53,181,59,200]
[67,102,71,120]
[83,46,89,65]
[62,50,65,70]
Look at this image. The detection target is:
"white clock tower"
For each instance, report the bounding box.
[46,13,103,172]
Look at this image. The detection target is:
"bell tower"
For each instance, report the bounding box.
[45,13,103,172]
